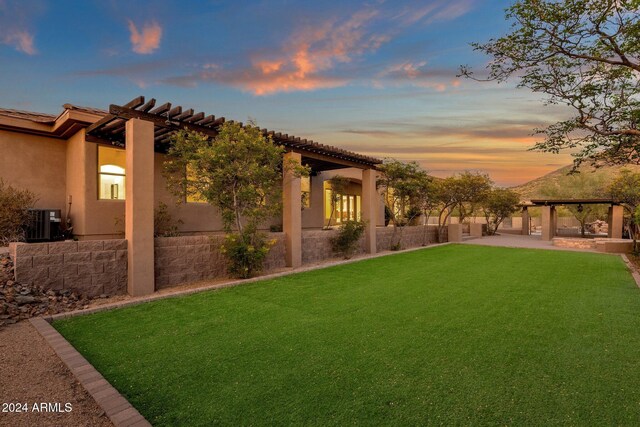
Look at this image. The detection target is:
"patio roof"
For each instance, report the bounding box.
[85,96,382,171]
[527,198,621,206]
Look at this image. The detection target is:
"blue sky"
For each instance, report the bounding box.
[0,0,574,185]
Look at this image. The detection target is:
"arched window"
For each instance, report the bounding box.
[98,146,126,200]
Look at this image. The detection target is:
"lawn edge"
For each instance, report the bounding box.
[44,242,451,322]
[29,317,151,427]
[620,254,640,289]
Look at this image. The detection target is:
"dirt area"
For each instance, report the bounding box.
[0,321,112,427]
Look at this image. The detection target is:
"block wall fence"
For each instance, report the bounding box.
[9,226,447,296]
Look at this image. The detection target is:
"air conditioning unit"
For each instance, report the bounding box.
[26,209,63,242]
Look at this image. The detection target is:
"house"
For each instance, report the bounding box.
[1,96,386,295]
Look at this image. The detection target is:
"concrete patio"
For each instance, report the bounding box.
[461,233,599,252]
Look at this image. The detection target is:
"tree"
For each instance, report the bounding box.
[462,0,640,168]
[453,172,492,223]
[325,175,350,229]
[408,173,437,245]
[540,171,609,236]
[164,122,308,277]
[432,177,459,243]
[482,188,521,235]
[0,179,37,245]
[377,159,428,249]
[609,169,640,251]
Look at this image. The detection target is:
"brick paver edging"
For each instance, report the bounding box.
[620,254,640,289]
[29,317,151,427]
[44,242,450,322]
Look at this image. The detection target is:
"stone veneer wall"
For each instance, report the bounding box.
[376,225,444,252]
[154,233,286,289]
[302,229,366,264]
[9,240,127,297]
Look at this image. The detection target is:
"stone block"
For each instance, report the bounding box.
[115,249,128,262]
[103,239,127,251]
[48,241,78,254]
[14,256,33,271]
[104,260,127,274]
[92,251,116,262]
[63,274,92,292]
[64,251,92,264]
[155,246,178,259]
[42,277,64,291]
[77,241,104,252]
[32,253,64,268]
[104,274,127,296]
[77,262,104,275]
[15,265,47,284]
[49,264,78,279]
[15,243,48,256]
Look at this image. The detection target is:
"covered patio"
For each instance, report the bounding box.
[519,199,624,241]
[85,96,382,296]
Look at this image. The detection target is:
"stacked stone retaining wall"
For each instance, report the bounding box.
[9,240,127,297]
[302,229,366,264]
[376,226,443,252]
[154,233,286,289]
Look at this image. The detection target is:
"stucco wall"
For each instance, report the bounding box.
[9,240,127,297]
[0,129,66,211]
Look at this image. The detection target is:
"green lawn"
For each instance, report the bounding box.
[54,245,640,426]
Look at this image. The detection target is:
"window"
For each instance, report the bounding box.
[323,182,361,225]
[98,146,126,200]
[301,176,311,208]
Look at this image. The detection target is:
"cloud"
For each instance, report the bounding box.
[394,0,476,26]
[376,61,461,91]
[127,20,162,54]
[0,0,43,55]
[165,9,388,95]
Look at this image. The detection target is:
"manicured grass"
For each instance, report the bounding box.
[54,245,640,426]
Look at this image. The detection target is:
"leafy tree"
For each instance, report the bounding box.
[377,159,428,249]
[325,175,350,229]
[482,188,521,235]
[432,177,459,243]
[454,172,493,223]
[462,0,640,168]
[164,123,308,277]
[408,173,437,245]
[609,169,640,251]
[540,172,609,236]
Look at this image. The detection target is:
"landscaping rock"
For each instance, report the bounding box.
[0,254,98,328]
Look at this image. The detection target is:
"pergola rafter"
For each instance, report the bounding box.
[86,96,382,171]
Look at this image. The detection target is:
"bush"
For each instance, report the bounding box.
[221,228,274,279]
[154,202,183,237]
[0,179,37,245]
[331,220,366,259]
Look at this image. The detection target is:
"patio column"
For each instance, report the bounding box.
[541,205,556,241]
[361,168,377,254]
[608,205,624,239]
[283,151,302,267]
[125,118,155,296]
[521,207,530,236]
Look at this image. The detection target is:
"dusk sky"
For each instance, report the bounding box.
[0,0,575,186]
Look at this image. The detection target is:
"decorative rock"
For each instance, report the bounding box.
[15,295,36,305]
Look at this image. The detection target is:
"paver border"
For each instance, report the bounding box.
[29,317,151,427]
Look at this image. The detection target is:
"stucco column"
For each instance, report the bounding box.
[608,205,624,239]
[125,118,155,296]
[541,206,556,241]
[521,207,530,236]
[283,151,302,267]
[361,168,377,254]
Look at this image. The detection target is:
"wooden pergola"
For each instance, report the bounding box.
[85,96,381,172]
[519,198,624,240]
[84,96,381,296]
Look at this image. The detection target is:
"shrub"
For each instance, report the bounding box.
[0,179,37,245]
[331,220,366,259]
[221,228,274,279]
[154,202,183,237]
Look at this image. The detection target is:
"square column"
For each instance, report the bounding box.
[361,168,377,254]
[541,206,556,241]
[521,207,530,236]
[125,118,155,296]
[283,152,302,267]
[608,205,624,239]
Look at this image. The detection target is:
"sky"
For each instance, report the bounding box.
[0,0,576,186]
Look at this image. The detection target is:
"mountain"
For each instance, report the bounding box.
[511,164,640,201]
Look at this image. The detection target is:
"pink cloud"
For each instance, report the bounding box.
[378,61,458,91]
[2,30,36,55]
[127,20,162,54]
